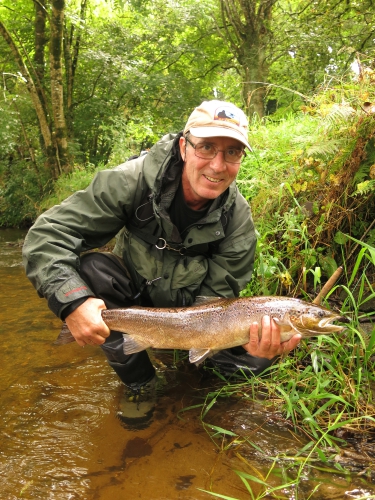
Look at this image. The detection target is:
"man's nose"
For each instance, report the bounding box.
[209,151,227,171]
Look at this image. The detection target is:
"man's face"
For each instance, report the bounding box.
[179,134,243,210]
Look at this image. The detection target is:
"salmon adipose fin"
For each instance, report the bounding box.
[122,334,151,354]
[194,296,226,305]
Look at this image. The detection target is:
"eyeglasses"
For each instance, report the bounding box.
[185,136,246,164]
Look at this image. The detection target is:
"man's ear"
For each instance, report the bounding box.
[179,136,186,161]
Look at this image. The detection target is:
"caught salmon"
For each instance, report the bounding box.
[55,296,347,363]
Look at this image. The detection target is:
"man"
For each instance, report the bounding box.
[23,100,300,424]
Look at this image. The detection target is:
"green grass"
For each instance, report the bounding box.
[39,162,108,211]
[196,238,375,498]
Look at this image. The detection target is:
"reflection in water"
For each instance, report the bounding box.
[0,229,374,500]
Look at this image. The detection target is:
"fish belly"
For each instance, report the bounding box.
[103,307,251,350]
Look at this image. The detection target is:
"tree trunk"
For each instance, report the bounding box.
[241,43,270,118]
[0,4,72,179]
[0,20,53,158]
[34,0,47,86]
[217,0,277,119]
[50,0,70,175]
[64,0,88,131]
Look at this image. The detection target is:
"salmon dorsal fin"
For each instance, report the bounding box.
[194,296,226,306]
[122,334,151,354]
[189,348,212,364]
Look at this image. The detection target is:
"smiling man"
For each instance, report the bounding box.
[23,100,300,427]
[181,135,242,208]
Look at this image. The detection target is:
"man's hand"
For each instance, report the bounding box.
[242,315,301,359]
[65,297,110,347]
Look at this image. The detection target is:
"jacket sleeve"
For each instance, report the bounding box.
[199,193,257,298]
[22,161,147,318]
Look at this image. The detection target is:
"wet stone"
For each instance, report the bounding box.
[173,442,192,449]
[122,437,152,459]
[175,474,196,490]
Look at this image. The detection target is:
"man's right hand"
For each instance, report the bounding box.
[65,297,110,347]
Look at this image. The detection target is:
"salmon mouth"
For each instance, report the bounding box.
[297,314,348,335]
[318,315,347,332]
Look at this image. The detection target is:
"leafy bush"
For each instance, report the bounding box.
[237,76,375,297]
[0,158,52,227]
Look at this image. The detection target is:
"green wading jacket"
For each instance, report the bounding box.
[22,133,257,319]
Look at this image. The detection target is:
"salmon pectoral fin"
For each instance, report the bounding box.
[54,323,76,345]
[122,334,151,354]
[189,348,212,364]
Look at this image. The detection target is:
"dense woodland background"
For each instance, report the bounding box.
[1,0,375,292]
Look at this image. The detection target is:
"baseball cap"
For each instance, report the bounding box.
[183,100,251,150]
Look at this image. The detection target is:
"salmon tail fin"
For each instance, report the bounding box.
[53,323,76,345]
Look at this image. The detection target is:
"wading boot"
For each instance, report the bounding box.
[117,375,158,430]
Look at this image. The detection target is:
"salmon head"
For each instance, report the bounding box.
[273,301,348,339]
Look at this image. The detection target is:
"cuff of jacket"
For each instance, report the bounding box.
[60,297,90,321]
[209,347,280,377]
[47,275,95,319]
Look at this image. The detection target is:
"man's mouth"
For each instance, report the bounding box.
[204,175,221,183]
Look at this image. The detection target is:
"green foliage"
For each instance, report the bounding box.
[0,158,51,227]
[269,0,375,98]
[236,72,375,296]
[353,179,375,197]
[0,0,230,224]
[69,0,228,164]
[40,162,108,210]
[2,0,375,225]
[0,101,20,158]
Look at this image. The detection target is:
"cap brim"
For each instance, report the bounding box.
[189,126,252,151]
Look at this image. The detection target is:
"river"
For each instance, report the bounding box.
[0,228,374,500]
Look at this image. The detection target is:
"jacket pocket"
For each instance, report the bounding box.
[170,255,208,289]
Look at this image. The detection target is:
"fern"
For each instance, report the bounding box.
[305,138,344,158]
[323,103,356,130]
[328,137,358,174]
[353,179,375,196]
[353,162,373,184]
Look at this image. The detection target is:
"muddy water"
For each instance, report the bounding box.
[1,228,374,500]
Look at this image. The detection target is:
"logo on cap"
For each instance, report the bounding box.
[214,106,240,126]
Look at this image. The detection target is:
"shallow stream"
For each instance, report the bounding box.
[1,228,374,500]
